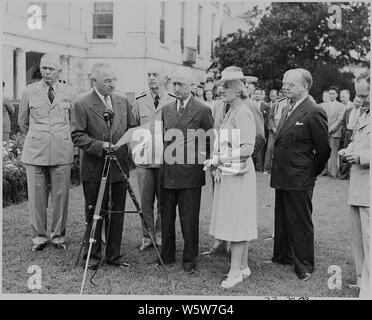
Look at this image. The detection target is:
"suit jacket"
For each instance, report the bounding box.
[270,97,331,190]
[345,111,370,206]
[131,91,176,167]
[3,97,14,134]
[18,80,75,165]
[161,95,214,189]
[214,99,265,155]
[71,89,137,183]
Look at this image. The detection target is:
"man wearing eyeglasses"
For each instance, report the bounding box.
[270,68,331,281]
[71,62,137,269]
[159,67,214,274]
[131,63,176,251]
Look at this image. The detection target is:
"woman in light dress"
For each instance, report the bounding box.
[204,66,257,289]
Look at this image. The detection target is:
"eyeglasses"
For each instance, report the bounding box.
[147,73,160,77]
[103,78,118,84]
[173,82,186,87]
[282,82,296,89]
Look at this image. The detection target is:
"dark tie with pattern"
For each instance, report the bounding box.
[224,103,231,116]
[284,102,295,121]
[178,100,185,117]
[48,85,55,104]
[154,95,160,109]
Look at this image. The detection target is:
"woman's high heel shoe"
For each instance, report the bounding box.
[221,274,243,289]
[240,267,251,279]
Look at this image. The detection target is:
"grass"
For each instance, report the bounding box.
[2,171,359,298]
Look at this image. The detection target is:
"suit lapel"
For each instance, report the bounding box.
[176,96,198,129]
[111,94,126,135]
[276,98,309,141]
[88,89,106,121]
[164,101,178,128]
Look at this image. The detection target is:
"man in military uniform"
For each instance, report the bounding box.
[131,63,176,251]
[18,53,75,251]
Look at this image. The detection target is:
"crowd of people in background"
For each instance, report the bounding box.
[184,76,361,180]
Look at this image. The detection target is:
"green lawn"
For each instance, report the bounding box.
[2,171,359,297]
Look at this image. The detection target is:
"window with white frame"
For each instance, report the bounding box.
[92,2,113,39]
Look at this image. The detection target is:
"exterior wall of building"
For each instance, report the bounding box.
[2,1,229,100]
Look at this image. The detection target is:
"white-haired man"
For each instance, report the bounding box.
[131,63,176,251]
[71,62,137,268]
[159,67,214,273]
[18,53,75,251]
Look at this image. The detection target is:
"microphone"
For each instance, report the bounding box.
[103,108,114,123]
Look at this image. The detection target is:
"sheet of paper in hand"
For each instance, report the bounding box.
[115,121,152,155]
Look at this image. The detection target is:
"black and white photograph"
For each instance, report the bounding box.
[1,0,370,301]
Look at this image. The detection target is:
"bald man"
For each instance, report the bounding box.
[159,67,214,273]
[270,68,330,280]
[131,63,176,251]
[18,53,75,251]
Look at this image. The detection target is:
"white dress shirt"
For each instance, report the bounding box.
[177,94,192,112]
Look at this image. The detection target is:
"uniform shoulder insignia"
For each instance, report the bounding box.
[135,92,147,100]
[168,92,177,98]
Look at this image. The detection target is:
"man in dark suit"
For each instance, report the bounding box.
[270,68,331,280]
[252,87,270,171]
[71,62,137,268]
[160,67,214,273]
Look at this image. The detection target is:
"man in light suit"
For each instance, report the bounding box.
[339,71,370,298]
[71,62,137,268]
[270,68,331,280]
[131,63,176,251]
[160,67,214,273]
[320,86,345,177]
[18,53,75,251]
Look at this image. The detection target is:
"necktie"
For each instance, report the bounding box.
[104,95,113,111]
[48,85,55,104]
[224,103,231,115]
[154,95,160,109]
[284,102,295,121]
[178,100,185,117]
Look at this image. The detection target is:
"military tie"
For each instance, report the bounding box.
[224,103,231,116]
[178,100,185,117]
[154,95,160,109]
[48,85,55,104]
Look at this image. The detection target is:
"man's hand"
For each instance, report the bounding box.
[338,149,347,157]
[103,142,121,152]
[272,127,277,135]
[345,153,360,165]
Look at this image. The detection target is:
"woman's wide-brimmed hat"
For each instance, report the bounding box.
[216,66,246,85]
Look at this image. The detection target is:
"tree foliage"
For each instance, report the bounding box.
[212,2,370,101]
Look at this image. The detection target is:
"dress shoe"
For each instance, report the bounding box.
[107,258,130,267]
[140,241,153,251]
[221,274,243,289]
[32,242,47,252]
[240,267,251,279]
[183,262,196,274]
[53,242,67,250]
[297,272,311,281]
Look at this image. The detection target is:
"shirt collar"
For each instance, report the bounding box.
[177,94,192,111]
[293,95,308,109]
[42,80,58,92]
[94,87,110,104]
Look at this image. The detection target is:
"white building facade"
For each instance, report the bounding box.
[3,1,230,102]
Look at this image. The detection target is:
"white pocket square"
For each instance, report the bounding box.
[295,121,304,126]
